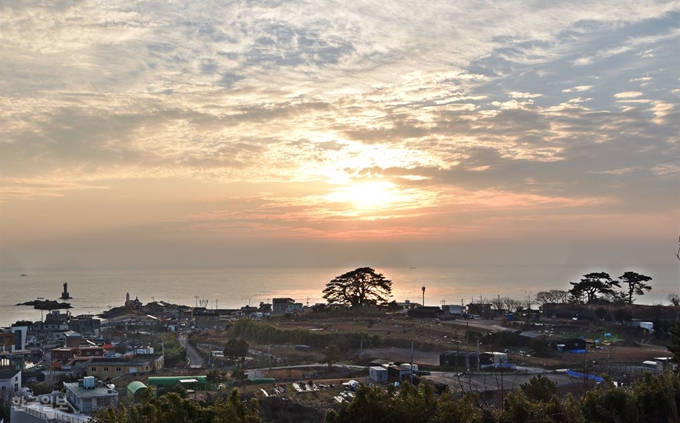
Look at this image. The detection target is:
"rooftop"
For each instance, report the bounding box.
[87,359,150,366]
[0,369,20,379]
[12,401,91,423]
[64,382,117,398]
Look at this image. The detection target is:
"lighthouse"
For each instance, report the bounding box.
[61,282,72,300]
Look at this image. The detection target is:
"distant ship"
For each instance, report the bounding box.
[20,274,28,276]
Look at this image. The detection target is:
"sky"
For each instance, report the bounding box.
[0,0,679,270]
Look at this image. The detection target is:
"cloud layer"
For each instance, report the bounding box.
[1,1,679,267]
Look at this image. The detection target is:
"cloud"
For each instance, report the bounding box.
[562,86,593,93]
[614,91,644,98]
[1,1,679,266]
[508,91,542,99]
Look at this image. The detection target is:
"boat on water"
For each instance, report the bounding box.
[20,274,28,276]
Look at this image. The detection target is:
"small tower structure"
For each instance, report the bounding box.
[61,282,72,300]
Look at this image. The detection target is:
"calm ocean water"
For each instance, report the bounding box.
[0,265,678,326]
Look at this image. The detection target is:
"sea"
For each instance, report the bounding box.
[0,265,678,327]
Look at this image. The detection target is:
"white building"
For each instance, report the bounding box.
[0,369,21,392]
[11,393,91,423]
[63,377,118,414]
[442,305,463,316]
[11,326,28,351]
[369,366,388,383]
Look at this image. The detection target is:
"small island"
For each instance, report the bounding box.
[16,299,72,310]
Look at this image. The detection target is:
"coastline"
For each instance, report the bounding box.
[1,264,677,327]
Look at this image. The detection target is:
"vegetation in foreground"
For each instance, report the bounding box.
[91,369,680,423]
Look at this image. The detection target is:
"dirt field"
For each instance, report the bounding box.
[192,310,673,374]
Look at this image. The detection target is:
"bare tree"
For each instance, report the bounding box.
[535,290,569,305]
[668,293,680,307]
[490,296,505,315]
[502,298,521,313]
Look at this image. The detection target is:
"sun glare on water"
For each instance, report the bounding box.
[326,181,400,211]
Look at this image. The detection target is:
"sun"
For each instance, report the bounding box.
[326,181,399,211]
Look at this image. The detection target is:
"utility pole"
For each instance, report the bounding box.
[421,286,425,306]
[477,337,481,374]
[410,341,414,383]
[360,338,363,359]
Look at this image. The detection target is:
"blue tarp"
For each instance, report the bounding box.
[568,349,587,354]
[566,369,604,383]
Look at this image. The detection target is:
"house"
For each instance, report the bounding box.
[86,354,164,379]
[69,315,101,337]
[43,311,70,332]
[137,315,160,327]
[369,366,388,383]
[442,304,463,316]
[0,331,16,353]
[272,298,296,314]
[239,306,259,316]
[440,351,479,368]
[408,306,445,319]
[0,369,21,392]
[10,326,28,351]
[285,302,304,313]
[64,377,118,414]
[195,313,225,331]
[397,300,420,310]
[258,302,272,313]
[63,331,83,348]
[52,346,105,364]
[467,303,492,317]
[387,364,416,381]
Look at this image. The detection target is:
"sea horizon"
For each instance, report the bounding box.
[1,264,677,327]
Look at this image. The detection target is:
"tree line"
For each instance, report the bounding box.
[532,271,659,306]
[90,368,680,423]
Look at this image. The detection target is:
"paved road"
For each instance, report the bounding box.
[178,334,204,368]
[440,319,514,333]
